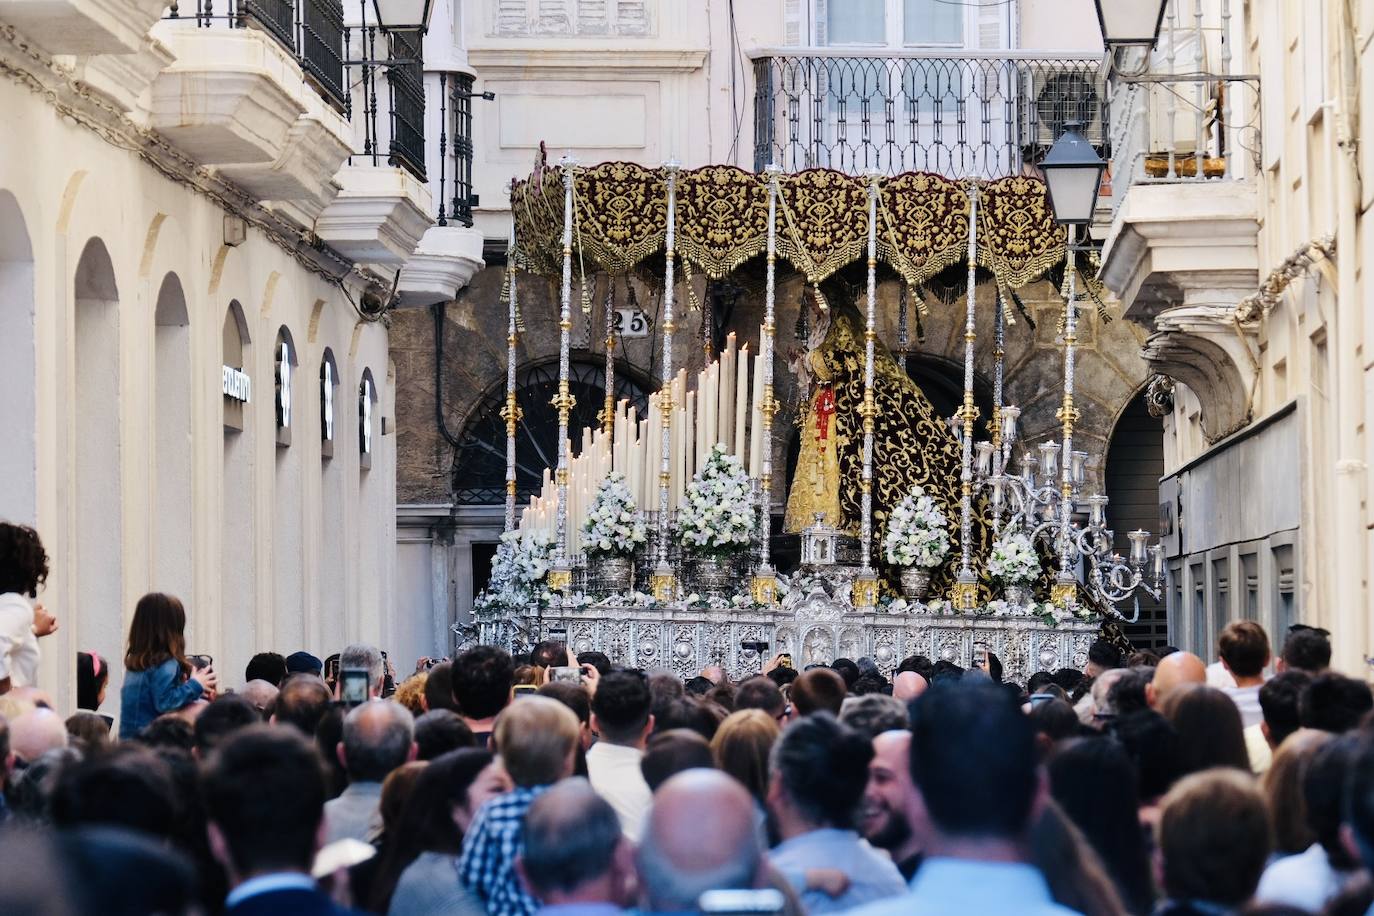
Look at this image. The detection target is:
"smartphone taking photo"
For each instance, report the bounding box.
[340,667,370,706]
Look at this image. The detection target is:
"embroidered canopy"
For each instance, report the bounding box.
[509,161,1068,291]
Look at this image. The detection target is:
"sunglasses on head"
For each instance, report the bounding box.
[1288,624,1331,638]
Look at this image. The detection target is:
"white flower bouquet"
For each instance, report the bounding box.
[882,485,951,569]
[988,531,1040,585]
[582,472,647,558]
[473,528,556,616]
[676,443,756,558]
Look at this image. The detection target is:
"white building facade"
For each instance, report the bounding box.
[0,0,482,706]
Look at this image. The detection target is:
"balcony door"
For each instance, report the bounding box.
[786,0,1012,175]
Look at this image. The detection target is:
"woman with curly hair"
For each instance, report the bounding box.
[0,522,58,694]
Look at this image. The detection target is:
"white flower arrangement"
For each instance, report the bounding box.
[676,443,756,558]
[582,472,647,558]
[473,528,556,616]
[988,532,1040,586]
[882,485,951,569]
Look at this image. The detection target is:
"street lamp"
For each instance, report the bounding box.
[1093,0,1169,48]
[1041,121,1106,226]
[370,0,434,32]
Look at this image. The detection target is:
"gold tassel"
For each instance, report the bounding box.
[811,281,829,313]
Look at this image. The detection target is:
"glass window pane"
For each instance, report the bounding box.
[904,0,963,44]
[828,0,885,44]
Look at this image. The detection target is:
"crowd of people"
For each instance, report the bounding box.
[4,522,1374,915]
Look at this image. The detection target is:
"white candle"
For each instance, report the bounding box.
[648,393,662,513]
[734,343,749,461]
[749,350,764,478]
[719,335,735,453]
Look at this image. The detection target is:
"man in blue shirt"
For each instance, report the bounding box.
[850,682,1080,916]
[767,713,907,912]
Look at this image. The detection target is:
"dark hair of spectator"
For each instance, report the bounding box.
[1053,668,1084,693]
[1029,801,1129,916]
[577,651,612,677]
[244,652,287,687]
[1305,734,1362,868]
[414,709,476,761]
[76,651,108,711]
[1048,738,1155,915]
[1281,629,1332,673]
[642,728,715,791]
[1345,733,1374,867]
[422,660,458,713]
[201,726,328,876]
[1126,650,1159,667]
[531,640,566,669]
[64,711,110,756]
[1027,671,1056,694]
[766,666,798,688]
[274,675,333,736]
[734,676,785,718]
[898,655,935,682]
[831,658,860,689]
[790,668,846,717]
[772,712,872,830]
[1300,673,1374,733]
[124,592,191,678]
[1259,670,1312,747]
[136,716,194,751]
[1088,639,1122,671]
[193,695,263,754]
[520,779,623,897]
[1161,684,1250,775]
[910,681,1038,839]
[1218,621,1270,678]
[592,670,653,744]
[0,522,48,597]
[51,745,179,840]
[1107,667,1153,718]
[451,646,515,720]
[1156,769,1271,908]
[653,696,724,741]
[1030,698,1081,745]
[1109,709,1184,802]
[684,675,715,696]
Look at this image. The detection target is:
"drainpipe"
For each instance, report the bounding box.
[1329,0,1365,673]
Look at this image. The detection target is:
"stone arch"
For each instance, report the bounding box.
[1105,385,1168,649]
[73,237,123,678]
[0,190,36,524]
[153,272,193,598]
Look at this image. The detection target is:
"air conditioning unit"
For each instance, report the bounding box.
[1018,68,1106,155]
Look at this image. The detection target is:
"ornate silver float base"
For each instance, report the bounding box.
[687,555,735,598]
[588,555,633,597]
[900,567,931,600]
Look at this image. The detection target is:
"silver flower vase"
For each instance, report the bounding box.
[689,555,734,598]
[899,567,932,601]
[589,555,633,597]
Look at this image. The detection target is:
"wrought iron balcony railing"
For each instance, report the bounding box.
[345,25,427,183]
[168,0,345,109]
[1105,0,1258,204]
[436,71,477,228]
[752,49,1107,177]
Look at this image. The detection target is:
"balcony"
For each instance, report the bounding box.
[1097,0,1261,443]
[0,0,166,55]
[315,22,432,267]
[148,0,353,223]
[397,69,485,306]
[750,49,1106,177]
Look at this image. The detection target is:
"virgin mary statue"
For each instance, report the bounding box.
[784,284,991,597]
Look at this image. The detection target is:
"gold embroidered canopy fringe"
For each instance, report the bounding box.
[508,161,1068,291]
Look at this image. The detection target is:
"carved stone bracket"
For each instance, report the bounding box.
[1142,302,1258,442]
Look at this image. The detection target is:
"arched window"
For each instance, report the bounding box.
[451,359,650,505]
[275,326,298,447]
[222,301,251,432]
[359,368,378,470]
[320,348,339,459]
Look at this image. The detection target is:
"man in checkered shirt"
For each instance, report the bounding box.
[459,695,582,916]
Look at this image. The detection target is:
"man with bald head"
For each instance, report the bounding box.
[637,769,766,912]
[1147,651,1207,710]
[10,706,68,764]
[893,671,927,704]
[517,778,634,915]
[324,700,416,844]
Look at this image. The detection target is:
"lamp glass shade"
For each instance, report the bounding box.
[1041,125,1105,225]
[371,0,433,31]
[1093,0,1169,46]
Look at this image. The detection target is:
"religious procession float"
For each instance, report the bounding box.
[462,137,1165,684]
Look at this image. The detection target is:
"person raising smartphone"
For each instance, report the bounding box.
[119,592,217,739]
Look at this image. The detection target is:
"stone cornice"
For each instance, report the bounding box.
[467,46,707,73]
[0,23,370,292]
